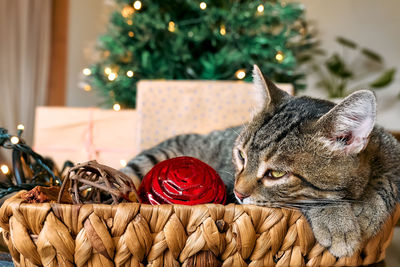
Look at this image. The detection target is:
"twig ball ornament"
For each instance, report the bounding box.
[58,160,138,204]
[138,156,226,205]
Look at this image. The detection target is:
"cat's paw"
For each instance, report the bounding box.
[304,206,362,258]
[354,188,393,241]
[326,225,361,257]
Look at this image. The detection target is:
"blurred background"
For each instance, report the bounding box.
[0,1,400,264]
[66,0,400,116]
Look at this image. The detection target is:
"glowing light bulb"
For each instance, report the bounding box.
[257,4,264,13]
[104,67,112,75]
[275,51,284,62]
[168,21,175,32]
[121,6,134,18]
[113,103,121,111]
[10,136,19,144]
[200,2,207,9]
[120,159,127,167]
[133,1,142,10]
[128,31,134,37]
[108,73,117,81]
[82,68,92,76]
[84,84,92,91]
[127,70,134,77]
[235,69,246,80]
[1,165,9,175]
[17,124,24,131]
[220,25,226,35]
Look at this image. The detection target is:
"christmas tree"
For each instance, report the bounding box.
[84,0,317,108]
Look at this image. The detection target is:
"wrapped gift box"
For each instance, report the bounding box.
[33,81,292,168]
[33,107,139,169]
[136,80,293,151]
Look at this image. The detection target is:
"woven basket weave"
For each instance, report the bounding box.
[0,192,399,267]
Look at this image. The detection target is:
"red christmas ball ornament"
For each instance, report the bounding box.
[138,156,226,205]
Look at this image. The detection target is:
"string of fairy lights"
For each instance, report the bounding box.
[0,124,64,185]
[1,125,21,175]
[0,124,24,177]
[81,0,287,111]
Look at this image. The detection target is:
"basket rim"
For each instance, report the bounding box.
[0,191,399,266]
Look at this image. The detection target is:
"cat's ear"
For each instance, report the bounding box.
[252,65,289,112]
[316,90,376,154]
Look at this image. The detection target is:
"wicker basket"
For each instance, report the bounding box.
[0,192,399,267]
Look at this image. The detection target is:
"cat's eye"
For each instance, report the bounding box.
[238,149,245,163]
[265,170,287,179]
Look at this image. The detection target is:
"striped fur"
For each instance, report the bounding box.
[123,66,400,258]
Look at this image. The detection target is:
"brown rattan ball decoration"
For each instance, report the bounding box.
[58,160,138,204]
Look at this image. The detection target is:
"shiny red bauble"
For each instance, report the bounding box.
[138,156,226,205]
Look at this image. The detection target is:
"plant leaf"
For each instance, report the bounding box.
[361,48,382,63]
[325,53,353,78]
[297,54,313,63]
[369,68,396,88]
[336,36,357,49]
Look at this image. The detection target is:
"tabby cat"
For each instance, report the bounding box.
[122,65,400,257]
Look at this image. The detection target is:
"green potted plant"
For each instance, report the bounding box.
[312,36,396,98]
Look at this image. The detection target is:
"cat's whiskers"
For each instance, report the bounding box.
[220,170,235,179]
[230,128,241,138]
[253,202,301,211]
[254,198,366,210]
[238,122,249,137]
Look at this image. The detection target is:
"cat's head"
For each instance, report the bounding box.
[233,65,376,205]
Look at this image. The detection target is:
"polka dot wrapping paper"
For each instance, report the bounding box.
[136,80,293,151]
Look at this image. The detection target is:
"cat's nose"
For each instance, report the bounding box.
[234,190,249,201]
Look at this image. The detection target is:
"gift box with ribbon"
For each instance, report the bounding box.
[33,107,139,169]
[136,80,293,151]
